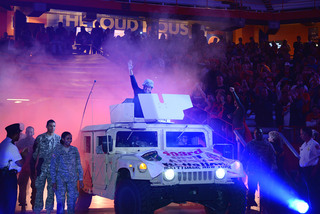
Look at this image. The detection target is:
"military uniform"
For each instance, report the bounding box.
[50,144,83,214]
[32,133,60,213]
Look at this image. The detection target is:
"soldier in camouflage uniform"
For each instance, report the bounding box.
[51,131,84,214]
[33,120,61,214]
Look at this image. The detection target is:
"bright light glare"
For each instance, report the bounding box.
[288,199,309,213]
[7,98,30,102]
[215,168,226,179]
[164,169,175,181]
[232,161,241,170]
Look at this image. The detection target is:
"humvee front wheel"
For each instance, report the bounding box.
[227,179,246,214]
[114,179,153,214]
[203,180,246,214]
[75,189,93,212]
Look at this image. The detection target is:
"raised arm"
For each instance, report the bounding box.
[128,60,139,91]
[230,87,242,107]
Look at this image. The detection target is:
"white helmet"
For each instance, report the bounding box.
[142,79,154,88]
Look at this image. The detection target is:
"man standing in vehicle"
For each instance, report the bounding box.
[128,60,154,118]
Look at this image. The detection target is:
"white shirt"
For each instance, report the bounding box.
[299,138,320,167]
[0,137,22,172]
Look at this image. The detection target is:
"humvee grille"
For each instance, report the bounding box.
[178,171,214,182]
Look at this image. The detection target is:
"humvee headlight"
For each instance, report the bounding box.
[138,163,147,173]
[163,169,175,181]
[215,168,226,179]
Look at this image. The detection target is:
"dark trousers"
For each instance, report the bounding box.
[0,170,18,214]
[247,171,272,207]
[18,170,31,206]
[301,166,320,214]
[247,173,259,204]
[30,175,37,210]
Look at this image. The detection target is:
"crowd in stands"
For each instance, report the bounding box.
[185,34,320,142]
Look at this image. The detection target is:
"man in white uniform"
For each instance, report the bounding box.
[0,123,26,214]
[299,127,320,214]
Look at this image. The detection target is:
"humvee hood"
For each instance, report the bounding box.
[136,148,244,178]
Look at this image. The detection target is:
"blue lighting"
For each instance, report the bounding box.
[288,199,309,213]
[241,162,310,213]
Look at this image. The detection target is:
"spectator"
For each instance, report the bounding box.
[268,131,295,213]
[213,75,228,97]
[253,86,275,127]
[312,129,320,142]
[76,26,91,54]
[36,26,49,52]
[278,40,291,61]
[241,127,277,211]
[0,32,10,51]
[290,86,306,127]
[54,22,67,54]
[293,36,304,63]
[306,105,320,132]
[236,37,245,54]
[91,21,104,54]
[229,87,246,139]
[191,82,208,110]
[220,92,235,123]
[268,131,285,175]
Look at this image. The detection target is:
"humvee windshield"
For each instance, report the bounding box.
[116,131,158,147]
[166,132,206,147]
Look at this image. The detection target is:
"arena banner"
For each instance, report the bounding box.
[44,12,189,36]
[137,149,233,178]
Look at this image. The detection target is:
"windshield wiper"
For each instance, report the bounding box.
[177,125,188,139]
[126,131,134,141]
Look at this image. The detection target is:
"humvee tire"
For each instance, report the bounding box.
[204,180,246,214]
[75,189,93,212]
[114,179,153,214]
[227,179,246,214]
